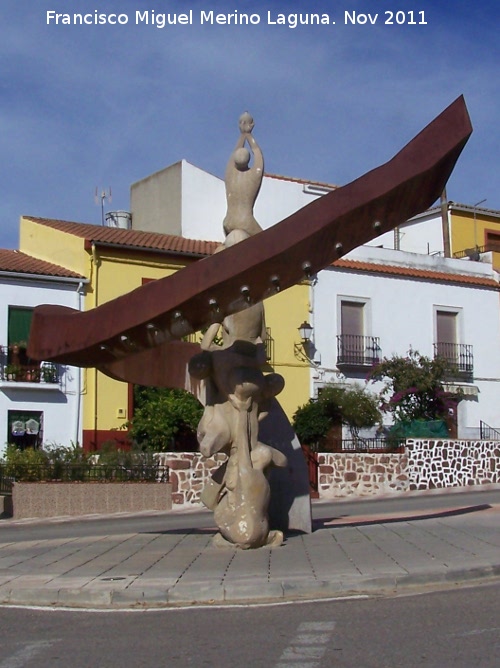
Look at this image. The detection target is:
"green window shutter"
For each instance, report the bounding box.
[8,308,33,347]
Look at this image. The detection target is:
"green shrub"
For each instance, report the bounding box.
[129,387,203,451]
[292,383,381,447]
[3,446,49,481]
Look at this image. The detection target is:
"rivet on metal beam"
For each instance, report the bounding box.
[302,261,312,279]
[120,334,137,350]
[270,275,281,292]
[373,220,382,232]
[240,285,251,302]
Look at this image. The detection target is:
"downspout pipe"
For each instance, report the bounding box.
[441,188,451,257]
[91,243,100,450]
[74,281,85,446]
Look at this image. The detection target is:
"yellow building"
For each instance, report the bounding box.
[448,203,500,270]
[20,215,311,449]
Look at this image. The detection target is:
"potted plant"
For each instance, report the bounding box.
[25,367,41,382]
[5,364,22,381]
[41,363,58,384]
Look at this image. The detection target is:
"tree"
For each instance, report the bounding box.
[129,387,203,452]
[292,384,381,448]
[369,349,455,427]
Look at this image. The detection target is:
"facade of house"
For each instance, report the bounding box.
[10,154,500,452]
[312,245,500,438]
[19,216,219,450]
[18,213,313,448]
[0,250,86,457]
[130,159,336,243]
[371,201,500,270]
[130,160,500,440]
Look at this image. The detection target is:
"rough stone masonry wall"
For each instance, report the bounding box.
[317,440,499,499]
[317,453,410,499]
[157,440,499,506]
[406,439,499,490]
[157,452,227,506]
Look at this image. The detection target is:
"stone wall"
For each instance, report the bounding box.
[317,453,410,499]
[406,439,499,490]
[156,452,227,506]
[66,440,495,511]
[315,440,499,500]
[12,482,172,520]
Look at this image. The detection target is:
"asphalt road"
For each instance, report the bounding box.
[2,488,499,542]
[0,582,498,667]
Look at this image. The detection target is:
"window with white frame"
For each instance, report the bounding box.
[337,298,380,366]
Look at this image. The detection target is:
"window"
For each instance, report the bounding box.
[7,307,36,366]
[337,299,380,367]
[436,310,457,357]
[434,308,473,377]
[341,301,364,338]
[7,410,43,449]
[485,231,500,252]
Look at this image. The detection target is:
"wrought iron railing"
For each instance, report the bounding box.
[0,346,60,384]
[0,463,170,484]
[433,342,474,377]
[479,420,500,441]
[337,335,381,367]
[0,467,14,494]
[305,437,404,453]
[453,243,500,260]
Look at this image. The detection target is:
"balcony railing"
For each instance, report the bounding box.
[0,346,60,385]
[265,327,274,365]
[337,335,381,367]
[433,342,474,378]
[453,243,500,260]
[479,420,500,440]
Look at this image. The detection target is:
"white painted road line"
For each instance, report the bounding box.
[0,641,56,668]
[275,621,336,667]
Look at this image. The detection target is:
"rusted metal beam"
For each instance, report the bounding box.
[28,96,472,378]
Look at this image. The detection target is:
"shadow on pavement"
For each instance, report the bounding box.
[313,503,492,530]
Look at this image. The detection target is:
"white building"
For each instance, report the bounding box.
[0,250,86,457]
[312,245,500,438]
[130,161,500,438]
[130,159,334,242]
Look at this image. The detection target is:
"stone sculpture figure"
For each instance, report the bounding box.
[190,122,288,547]
[223,112,264,238]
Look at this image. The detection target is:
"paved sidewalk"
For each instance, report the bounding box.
[0,499,498,609]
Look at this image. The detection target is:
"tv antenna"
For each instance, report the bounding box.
[95,187,112,225]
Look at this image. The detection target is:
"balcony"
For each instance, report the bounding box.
[433,342,474,379]
[337,335,381,369]
[0,346,61,389]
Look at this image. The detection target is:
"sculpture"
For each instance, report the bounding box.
[223,112,264,238]
[189,130,289,546]
[27,96,472,546]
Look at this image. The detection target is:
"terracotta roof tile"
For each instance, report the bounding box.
[23,217,220,257]
[0,249,84,279]
[333,258,499,288]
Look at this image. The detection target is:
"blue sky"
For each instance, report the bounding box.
[1,0,499,248]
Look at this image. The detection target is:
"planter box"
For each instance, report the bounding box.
[12,482,172,520]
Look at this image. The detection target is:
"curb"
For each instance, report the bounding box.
[1,565,499,610]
